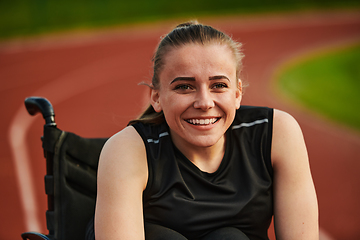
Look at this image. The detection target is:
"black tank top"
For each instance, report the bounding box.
[132,106,274,240]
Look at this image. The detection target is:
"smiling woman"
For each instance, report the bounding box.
[91,22,319,240]
[150,43,241,155]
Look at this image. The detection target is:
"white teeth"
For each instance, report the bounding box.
[187,118,218,125]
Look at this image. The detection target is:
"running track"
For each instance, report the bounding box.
[1,11,359,240]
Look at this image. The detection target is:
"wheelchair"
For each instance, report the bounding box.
[21,97,108,240]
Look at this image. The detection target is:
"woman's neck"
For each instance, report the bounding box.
[171,133,226,174]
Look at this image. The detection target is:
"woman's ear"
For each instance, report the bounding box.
[150,88,162,112]
[235,79,242,109]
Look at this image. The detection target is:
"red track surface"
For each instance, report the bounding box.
[1,11,359,240]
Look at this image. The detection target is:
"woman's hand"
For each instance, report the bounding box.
[272,110,319,240]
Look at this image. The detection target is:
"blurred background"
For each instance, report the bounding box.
[1,0,359,40]
[1,1,359,240]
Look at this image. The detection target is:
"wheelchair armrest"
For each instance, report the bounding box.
[21,232,51,240]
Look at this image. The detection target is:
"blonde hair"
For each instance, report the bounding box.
[128,21,244,126]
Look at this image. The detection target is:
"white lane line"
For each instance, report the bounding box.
[9,109,41,231]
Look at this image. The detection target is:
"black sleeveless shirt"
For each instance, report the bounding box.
[132,106,274,240]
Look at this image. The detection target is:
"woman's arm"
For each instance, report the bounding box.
[95,126,148,240]
[271,109,319,240]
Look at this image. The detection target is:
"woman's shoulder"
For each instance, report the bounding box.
[270,110,319,238]
[106,126,145,150]
[95,127,148,240]
[272,109,302,139]
[99,126,147,173]
[271,109,306,165]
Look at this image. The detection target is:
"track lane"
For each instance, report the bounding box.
[1,11,359,240]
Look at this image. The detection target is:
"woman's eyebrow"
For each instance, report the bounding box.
[209,75,230,81]
[170,77,195,84]
[170,75,230,84]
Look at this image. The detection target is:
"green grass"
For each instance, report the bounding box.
[277,43,360,132]
[0,0,359,40]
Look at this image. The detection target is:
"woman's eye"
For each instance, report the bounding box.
[175,84,192,90]
[213,83,228,89]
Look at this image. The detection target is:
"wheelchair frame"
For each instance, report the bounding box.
[21,97,108,240]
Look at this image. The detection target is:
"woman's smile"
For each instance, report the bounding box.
[185,117,220,126]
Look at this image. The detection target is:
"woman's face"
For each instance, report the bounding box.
[151,43,242,149]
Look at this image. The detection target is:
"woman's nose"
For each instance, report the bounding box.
[193,89,215,110]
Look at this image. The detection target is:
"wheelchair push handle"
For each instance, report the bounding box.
[25,97,56,126]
